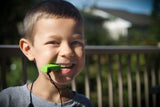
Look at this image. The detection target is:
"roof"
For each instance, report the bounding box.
[97,7,153,26]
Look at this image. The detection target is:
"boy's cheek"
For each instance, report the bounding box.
[42,50,58,62]
[48,57,57,64]
[35,53,58,70]
[74,46,84,55]
[76,50,85,65]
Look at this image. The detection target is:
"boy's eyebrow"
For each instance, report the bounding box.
[46,34,61,39]
[72,34,84,39]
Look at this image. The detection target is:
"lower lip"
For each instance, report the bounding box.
[60,68,72,75]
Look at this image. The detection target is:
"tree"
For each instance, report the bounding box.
[81,9,114,45]
[0,0,39,44]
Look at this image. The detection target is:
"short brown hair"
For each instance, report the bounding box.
[23,0,83,44]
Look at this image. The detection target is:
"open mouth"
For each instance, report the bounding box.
[41,63,76,74]
[60,64,75,69]
[59,64,75,75]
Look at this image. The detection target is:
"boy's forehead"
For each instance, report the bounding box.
[35,17,83,28]
[33,17,84,38]
[37,15,83,24]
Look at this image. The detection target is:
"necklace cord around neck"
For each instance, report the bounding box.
[29,72,63,107]
[47,72,63,107]
[28,81,34,107]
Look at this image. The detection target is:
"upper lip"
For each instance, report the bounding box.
[56,63,75,67]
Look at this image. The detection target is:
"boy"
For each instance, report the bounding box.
[0,0,94,107]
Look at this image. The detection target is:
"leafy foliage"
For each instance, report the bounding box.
[0,0,39,44]
[0,0,160,106]
[81,10,115,45]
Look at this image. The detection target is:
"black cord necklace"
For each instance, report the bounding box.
[47,72,63,107]
[28,73,63,107]
[28,81,34,107]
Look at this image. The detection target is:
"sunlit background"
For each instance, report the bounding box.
[65,0,160,46]
[1,0,160,45]
[0,0,160,107]
[67,0,153,15]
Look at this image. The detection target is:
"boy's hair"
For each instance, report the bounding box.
[23,0,83,44]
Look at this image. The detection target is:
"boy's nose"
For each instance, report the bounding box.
[59,43,74,58]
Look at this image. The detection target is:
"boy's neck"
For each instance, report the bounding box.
[27,74,73,103]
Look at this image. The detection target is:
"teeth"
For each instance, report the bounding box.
[61,64,72,68]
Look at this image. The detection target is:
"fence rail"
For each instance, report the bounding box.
[0,45,160,107]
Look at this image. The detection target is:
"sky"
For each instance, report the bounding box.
[66,0,154,15]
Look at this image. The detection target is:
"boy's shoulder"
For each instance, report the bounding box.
[0,84,29,107]
[0,84,29,100]
[0,84,27,95]
[0,85,94,107]
[73,91,94,107]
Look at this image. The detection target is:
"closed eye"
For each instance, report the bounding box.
[71,41,84,47]
[48,41,59,44]
[47,41,60,46]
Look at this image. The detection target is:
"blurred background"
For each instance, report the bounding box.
[1,0,160,45]
[0,0,160,107]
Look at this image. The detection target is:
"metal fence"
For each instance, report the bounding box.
[0,45,160,107]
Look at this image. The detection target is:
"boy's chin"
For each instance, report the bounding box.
[54,79,72,86]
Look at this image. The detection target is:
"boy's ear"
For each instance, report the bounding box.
[19,38,35,61]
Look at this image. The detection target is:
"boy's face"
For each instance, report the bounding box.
[28,18,85,85]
